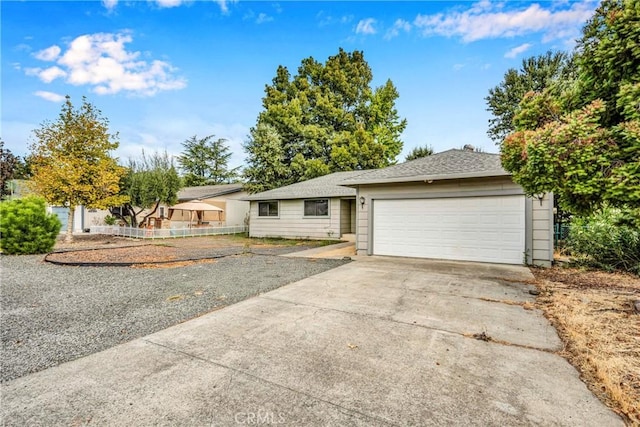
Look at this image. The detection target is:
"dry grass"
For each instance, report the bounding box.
[532,267,640,426]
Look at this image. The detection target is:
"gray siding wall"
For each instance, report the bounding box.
[531,193,553,267]
[354,177,553,266]
[249,198,342,240]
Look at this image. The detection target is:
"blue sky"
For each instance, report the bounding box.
[1,0,599,169]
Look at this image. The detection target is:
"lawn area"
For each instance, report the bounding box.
[533,267,640,425]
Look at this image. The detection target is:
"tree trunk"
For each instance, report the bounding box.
[138,201,160,228]
[65,205,75,243]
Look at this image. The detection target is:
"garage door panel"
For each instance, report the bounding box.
[372,196,525,264]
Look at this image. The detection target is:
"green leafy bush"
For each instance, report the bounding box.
[567,207,640,274]
[103,215,117,226]
[0,196,61,255]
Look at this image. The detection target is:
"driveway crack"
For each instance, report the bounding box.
[258,295,555,353]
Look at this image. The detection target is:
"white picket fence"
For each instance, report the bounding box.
[90,225,247,239]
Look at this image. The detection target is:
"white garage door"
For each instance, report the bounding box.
[373,196,525,264]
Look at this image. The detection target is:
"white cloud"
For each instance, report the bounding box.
[102,0,118,10]
[102,0,231,12]
[355,18,377,35]
[26,66,67,83]
[256,13,273,24]
[27,32,186,97]
[155,0,184,8]
[385,19,412,40]
[34,91,66,103]
[216,0,234,14]
[413,1,596,43]
[39,66,68,83]
[505,43,533,58]
[34,45,61,61]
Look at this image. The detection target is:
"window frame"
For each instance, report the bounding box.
[303,199,330,217]
[257,200,279,218]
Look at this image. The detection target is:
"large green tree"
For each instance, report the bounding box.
[499,0,640,223]
[29,96,128,242]
[244,48,407,193]
[485,51,575,144]
[178,135,239,186]
[110,150,181,227]
[577,0,640,127]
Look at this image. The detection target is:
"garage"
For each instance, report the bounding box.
[341,148,553,267]
[372,195,525,264]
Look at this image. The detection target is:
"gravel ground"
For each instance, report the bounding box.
[0,250,349,383]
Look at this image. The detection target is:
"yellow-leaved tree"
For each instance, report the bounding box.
[29,96,129,242]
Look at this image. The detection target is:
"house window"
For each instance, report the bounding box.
[258,201,279,217]
[304,199,329,217]
[159,207,165,218]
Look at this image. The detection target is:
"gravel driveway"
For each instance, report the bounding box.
[1,249,348,383]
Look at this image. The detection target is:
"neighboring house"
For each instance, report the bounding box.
[85,184,250,230]
[341,149,553,266]
[244,171,368,240]
[167,183,250,228]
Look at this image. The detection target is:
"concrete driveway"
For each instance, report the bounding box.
[1,256,621,426]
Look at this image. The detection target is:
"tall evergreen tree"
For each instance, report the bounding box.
[178,135,239,186]
[244,48,407,192]
[485,51,575,144]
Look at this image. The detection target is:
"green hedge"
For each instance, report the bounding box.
[568,207,640,275]
[0,196,61,255]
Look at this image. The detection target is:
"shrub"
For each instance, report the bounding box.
[567,207,640,274]
[0,196,61,255]
[103,214,117,226]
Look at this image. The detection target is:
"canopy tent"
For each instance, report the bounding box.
[168,200,223,227]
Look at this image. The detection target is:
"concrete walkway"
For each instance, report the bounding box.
[283,241,356,259]
[1,257,621,426]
